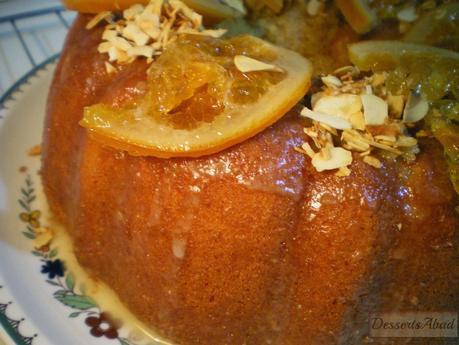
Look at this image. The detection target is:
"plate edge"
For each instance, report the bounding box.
[0,55,59,345]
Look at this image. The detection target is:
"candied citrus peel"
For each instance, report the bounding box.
[81,35,312,157]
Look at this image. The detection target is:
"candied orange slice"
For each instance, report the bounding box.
[403,3,459,51]
[62,0,239,22]
[335,0,378,34]
[349,40,459,72]
[81,35,312,157]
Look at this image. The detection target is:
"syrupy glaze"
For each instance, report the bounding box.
[41,14,459,345]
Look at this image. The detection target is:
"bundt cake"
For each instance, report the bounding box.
[42,2,459,345]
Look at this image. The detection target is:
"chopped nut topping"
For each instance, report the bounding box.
[403,92,429,123]
[297,68,425,175]
[321,75,342,89]
[361,94,388,125]
[312,147,353,172]
[87,0,227,68]
[86,11,113,30]
[105,61,117,74]
[363,155,382,169]
[301,107,352,130]
[313,94,365,130]
[234,55,283,73]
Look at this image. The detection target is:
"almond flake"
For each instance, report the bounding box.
[301,142,316,159]
[369,140,402,155]
[311,147,353,172]
[310,92,323,108]
[178,27,226,38]
[363,155,382,168]
[313,94,364,130]
[301,107,352,130]
[122,23,150,46]
[127,45,155,58]
[105,61,117,74]
[403,93,429,123]
[98,41,112,54]
[89,0,230,66]
[109,36,132,51]
[335,166,351,177]
[102,29,118,41]
[234,55,282,73]
[321,75,342,88]
[86,11,113,30]
[374,134,396,141]
[361,94,388,125]
[396,136,418,147]
[124,4,145,20]
[342,129,371,152]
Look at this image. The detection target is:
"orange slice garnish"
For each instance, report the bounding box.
[80,35,312,158]
[403,2,459,51]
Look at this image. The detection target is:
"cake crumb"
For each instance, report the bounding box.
[27,144,42,156]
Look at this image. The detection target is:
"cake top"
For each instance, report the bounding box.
[80,0,459,196]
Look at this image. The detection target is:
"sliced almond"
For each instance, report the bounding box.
[122,22,150,46]
[301,142,316,158]
[310,92,323,108]
[321,75,342,88]
[313,94,364,130]
[98,41,112,53]
[361,94,388,125]
[311,147,353,172]
[301,107,352,130]
[102,29,118,41]
[403,92,429,123]
[363,155,382,168]
[108,36,132,51]
[234,55,283,73]
[335,166,351,177]
[396,135,418,147]
[105,61,117,74]
[127,45,155,58]
[124,4,145,20]
[86,11,113,30]
[179,28,227,38]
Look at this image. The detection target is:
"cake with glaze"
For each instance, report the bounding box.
[42,1,459,344]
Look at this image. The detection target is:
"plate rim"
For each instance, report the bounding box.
[0,54,59,345]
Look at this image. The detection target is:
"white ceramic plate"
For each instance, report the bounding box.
[0,58,157,345]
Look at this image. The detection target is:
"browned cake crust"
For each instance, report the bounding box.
[42,15,459,345]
